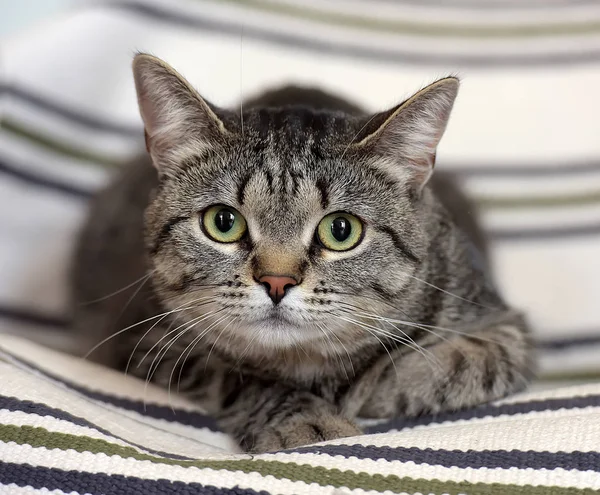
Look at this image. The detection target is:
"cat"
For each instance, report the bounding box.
[71,53,533,453]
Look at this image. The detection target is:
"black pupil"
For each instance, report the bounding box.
[215,209,235,233]
[331,217,351,242]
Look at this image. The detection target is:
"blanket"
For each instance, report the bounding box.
[1,334,599,494]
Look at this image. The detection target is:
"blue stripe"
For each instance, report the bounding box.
[365,393,600,433]
[0,395,195,460]
[291,444,600,471]
[0,461,271,495]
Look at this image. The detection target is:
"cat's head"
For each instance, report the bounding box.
[132,54,458,357]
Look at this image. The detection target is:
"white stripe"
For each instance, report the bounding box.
[0,133,110,189]
[463,174,600,198]
[494,381,600,404]
[3,98,142,157]
[0,355,235,457]
[0,485,76,495]
[493,240,600,336]
[345,408,600,453]
[1,438,599,491]
[0,409,149,453]
[0,335,212,412]
[482,205,600,230]
[260,452,600,489]
[539,345,600,375]
[270,0,600,23]
[4,6,600,161]
[0,178,83,314]
[0,443,354,495]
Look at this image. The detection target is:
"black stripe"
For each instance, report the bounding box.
[151,216,188,255]
[0,158,93,200]
[3,84,600,181]
[364,393,600,433]
[489,222,600,241]
[291,444,600,471]
[2,351,220,431]
[0,462,271,495]
[315,179,329,209]
[105,1,600,68]
[446,159,600,178]
[377,226,420,263]
[538,333,600,350]
[237,172,253,205]
[0,304,69,329]
[0,83,141,137]
[0,395,193,460]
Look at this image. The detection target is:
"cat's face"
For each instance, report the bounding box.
[134,54,458,356]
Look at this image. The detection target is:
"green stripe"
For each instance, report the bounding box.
[218,0,600,38]
[2,118,123,168]
[539,370,600,382]
[476,191,600,209]
[1,424,598,494]
[5,117,600,210]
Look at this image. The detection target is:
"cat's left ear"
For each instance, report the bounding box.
[132,53,230,177]
[356,77,459,191]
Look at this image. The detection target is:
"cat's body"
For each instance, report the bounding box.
[72,55,532,452]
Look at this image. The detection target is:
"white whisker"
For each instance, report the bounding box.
[80,270,155,305]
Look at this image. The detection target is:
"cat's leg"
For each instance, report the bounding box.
[217,378,361,453]
[342,313,533,419]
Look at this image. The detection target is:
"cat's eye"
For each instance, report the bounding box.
[202,205,247,243]
[316,212,364,252]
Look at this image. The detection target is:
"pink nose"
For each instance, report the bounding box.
[257,275,298,304]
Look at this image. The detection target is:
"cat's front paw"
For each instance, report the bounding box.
[250,412,362,453]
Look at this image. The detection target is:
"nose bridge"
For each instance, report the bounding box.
[253,244,304,279]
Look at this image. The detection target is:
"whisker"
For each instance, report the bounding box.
[315,322,348,381]
[334,314,400,378]
[335,312,443,375]
[82,301,207,360]
[405,273,497,310]
[177,315,239,394]
[358,311,511,347]
[204,313,234,372]
[138,308,225,369]
[167,312,233,409]
[79,270,155,305]
[143,310,228,408]
[124,297,217,374]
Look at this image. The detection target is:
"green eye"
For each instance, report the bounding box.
[202,205,247,243]
[317,212,363,252]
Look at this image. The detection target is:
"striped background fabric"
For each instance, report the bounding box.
[1,0,600,492]
[1,334,600,494]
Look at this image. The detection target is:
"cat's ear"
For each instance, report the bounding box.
[132,53,229,176]
[356,77,459,191]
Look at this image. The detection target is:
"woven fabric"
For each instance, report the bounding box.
[1,334,599,495]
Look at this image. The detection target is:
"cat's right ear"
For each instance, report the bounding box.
[132,53,229,177]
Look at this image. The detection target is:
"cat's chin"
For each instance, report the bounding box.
[241,316,326,350]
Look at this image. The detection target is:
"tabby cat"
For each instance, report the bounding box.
[71,54,532,453]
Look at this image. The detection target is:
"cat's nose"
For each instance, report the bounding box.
[256,275,299,305]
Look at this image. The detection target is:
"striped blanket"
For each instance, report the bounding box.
[2,334,600,494]
[1,0,600,493]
